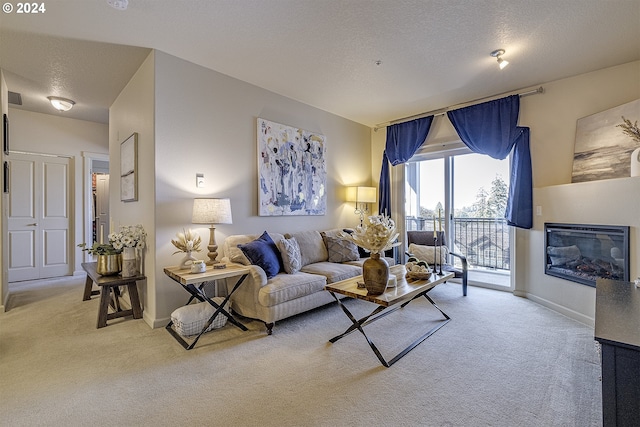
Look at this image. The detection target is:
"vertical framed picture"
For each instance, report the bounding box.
[120,132,138,202]
[3,114,8,155]
[257,118,327,216]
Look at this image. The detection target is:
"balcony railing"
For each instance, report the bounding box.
[406,217,510,270]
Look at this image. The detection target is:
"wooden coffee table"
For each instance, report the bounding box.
[325,265,454,367]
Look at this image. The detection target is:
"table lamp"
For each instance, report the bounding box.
[192,198,233,265]
[346,186,376,227]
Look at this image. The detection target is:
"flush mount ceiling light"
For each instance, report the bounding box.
[490,49,509,69]
[107,0,128,10]
[47,96,75,112]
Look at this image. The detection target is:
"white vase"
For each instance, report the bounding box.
[121,247,138,277]
[631,147,640,177]
[179,251,198,270]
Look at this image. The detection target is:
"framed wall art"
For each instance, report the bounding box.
[120,132,138,202]
[257,118,326,216]
[571,99,640,183]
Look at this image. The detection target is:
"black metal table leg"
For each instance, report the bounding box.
[166,274,249,350]
[328,289,451,367]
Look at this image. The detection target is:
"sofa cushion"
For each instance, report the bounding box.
[285,230,328,267]
[300,261,362,284]
[258,272,326,307]
[322,235,360,263]
[277,237,302,274]
[238,231,283,279]
[224,234,257,265]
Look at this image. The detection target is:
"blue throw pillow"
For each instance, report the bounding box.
[238,231,283,279]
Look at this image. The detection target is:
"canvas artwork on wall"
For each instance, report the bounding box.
[257,118,326,216]
[571,99,640,183]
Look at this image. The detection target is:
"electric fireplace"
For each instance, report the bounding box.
[544,223,630,287]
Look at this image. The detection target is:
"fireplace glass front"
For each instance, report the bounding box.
[544,223,630,287]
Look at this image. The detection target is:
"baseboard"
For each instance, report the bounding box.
[520,292,595,328]
[144,312,169,329]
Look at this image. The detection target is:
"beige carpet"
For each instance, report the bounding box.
[0,276,601,426]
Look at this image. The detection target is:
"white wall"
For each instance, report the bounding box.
[518,61,640,326]
[4,108,109,278]
[110,50,372,327]
[109,51,156,324]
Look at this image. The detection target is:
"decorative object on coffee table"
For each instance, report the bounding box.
[343,214,400,295]
[172,228,202,269]
[191,198,233,265]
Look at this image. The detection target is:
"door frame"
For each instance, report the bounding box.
[82,152,109,262]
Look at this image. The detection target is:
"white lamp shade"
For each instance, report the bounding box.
[192,198,233,224]
[346,186,376,203]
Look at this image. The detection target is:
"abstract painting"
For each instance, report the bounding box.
[571,99,640,183]
[257,118,326,216]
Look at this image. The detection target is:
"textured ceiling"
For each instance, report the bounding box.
[1,0,639,126]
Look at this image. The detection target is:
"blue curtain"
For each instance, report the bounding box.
[447,95,532,229]
[379,116,433,216]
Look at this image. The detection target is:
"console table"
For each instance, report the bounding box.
[594,278,640,427]
[81,262,144,328]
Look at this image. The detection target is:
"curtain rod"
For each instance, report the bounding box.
[373,85,544,131]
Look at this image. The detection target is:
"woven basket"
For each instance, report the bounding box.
[170,297,229,337]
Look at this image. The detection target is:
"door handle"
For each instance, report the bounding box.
[26,223,38,226]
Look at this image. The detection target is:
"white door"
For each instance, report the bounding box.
[7,153,71,282]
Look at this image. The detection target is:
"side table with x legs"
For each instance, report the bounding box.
[163,264,250,350]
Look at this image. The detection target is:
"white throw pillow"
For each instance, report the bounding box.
[408,243,449,265]
[277,237,302,274]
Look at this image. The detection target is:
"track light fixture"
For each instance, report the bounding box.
[490,49,509,70]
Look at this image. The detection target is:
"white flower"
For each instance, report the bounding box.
[171,229,202,254]
[109,224,147,251]
[342,214,401,254]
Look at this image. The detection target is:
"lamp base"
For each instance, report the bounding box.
[206,226,219,265]
[206,246,219,265]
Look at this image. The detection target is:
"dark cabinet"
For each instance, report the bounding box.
[594,278,640,427]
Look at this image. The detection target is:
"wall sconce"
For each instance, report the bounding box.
[346,186,376,227]
[47,96,75,112]
[490,49,509,70]
[192,198,233,265]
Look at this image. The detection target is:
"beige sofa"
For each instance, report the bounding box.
[221,229,394,334]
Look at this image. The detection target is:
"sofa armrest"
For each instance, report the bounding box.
[221,258,268,306]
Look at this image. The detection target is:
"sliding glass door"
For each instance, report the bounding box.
[405,153,512,289]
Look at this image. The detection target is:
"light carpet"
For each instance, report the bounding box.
[0,276,602,426]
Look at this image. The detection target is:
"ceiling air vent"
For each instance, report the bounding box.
[8,91,22,105]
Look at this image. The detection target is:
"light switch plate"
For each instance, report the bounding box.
[196,173,205,188]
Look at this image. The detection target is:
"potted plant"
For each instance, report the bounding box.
[78,242,121,276]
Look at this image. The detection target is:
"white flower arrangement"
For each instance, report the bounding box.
[171,228,202,254]
[108,224,147,251]
[343,214,401,254]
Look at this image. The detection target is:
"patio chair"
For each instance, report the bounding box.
[406,230,468,296]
